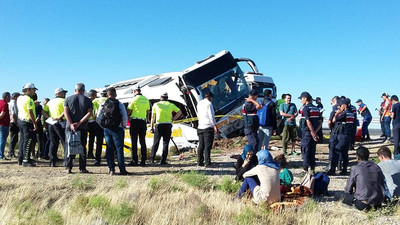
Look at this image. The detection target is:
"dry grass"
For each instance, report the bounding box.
[1,135,400,224]
[0,171,399,225]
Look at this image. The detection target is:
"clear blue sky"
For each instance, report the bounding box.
[1,1,399,117]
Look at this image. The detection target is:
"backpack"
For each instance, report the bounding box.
[100,98,122,129]
[313,172,330,195]
[257,101,272,126]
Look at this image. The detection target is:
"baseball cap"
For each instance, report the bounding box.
[298,91,312,100]
[54,87,68,94]
[132,85,141,91]
[23,83,38,90]
[249,89,259,96]
[356,99,362,103]
[382,93,389,97]
[161,92,168,98]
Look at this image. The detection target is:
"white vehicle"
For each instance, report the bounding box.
[102,50,272,155]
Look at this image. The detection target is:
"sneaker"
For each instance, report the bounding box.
[140,161,146,167]
[339,171,348,176]
[160,161,168,165]
[23,161,36,167]
[80,169,90,174]
[326,170,336,176]
[67,168,72,174]
[291,150,298,156]
[283,152,289,156]
[109,171,116,176]
[50,161,56,167]
[93,161,101,166]
[197,163,205,167]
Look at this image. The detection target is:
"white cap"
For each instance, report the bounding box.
[161,92,168,98]
[54,87,68,94]
[23,83,38,90]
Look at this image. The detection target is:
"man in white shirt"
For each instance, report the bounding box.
[8,92,20,157]
[196,92,218,167]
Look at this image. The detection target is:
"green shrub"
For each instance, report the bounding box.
[45,209,64,225]
[72,176,95,190]
[216,176,241,193]
[88,195,110,209]
[104,202,135,224]
[114,178,128,189]
[234,207,256,224]
[180,170,210,190]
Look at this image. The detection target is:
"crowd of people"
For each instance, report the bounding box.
[240,89,400,210]
[0,82,188,175]
[1,83,400,211]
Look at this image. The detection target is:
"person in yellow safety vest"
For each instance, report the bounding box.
[87,89,105,165]
[150,92,182,165]
[42,87,68,167]
[127,85,150,166]
[17,83,38,167]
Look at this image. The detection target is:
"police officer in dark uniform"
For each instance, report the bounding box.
[327,98,354,175]
[298,92,322,174]
[242,90,262,152]
[348,99,358,150]
[326,96,339,172]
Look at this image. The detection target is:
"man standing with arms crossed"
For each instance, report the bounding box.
[196,92,218,167]
[127,86,150,167]
[17,83,38,167]
[64,83,93,174]
[42,87,68,167]
[150,92,182,165]
[279,94,298,155]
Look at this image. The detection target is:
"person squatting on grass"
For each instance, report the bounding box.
[377,146,400,199]
[236,150,280,204]
[344,146,385,211]
[273,154,293,194]
[234,144,258,181]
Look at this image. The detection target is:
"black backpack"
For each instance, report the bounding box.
[100,98,122,129]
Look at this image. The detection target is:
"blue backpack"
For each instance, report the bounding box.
[314,172,330,195]
[257,101,272,126]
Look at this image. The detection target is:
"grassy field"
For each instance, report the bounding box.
[1,136,400,225]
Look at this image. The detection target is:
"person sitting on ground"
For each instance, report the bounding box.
[377,146,400,199]
[274,154,293,193]
[236,150,281,204]
[234,145,258,181]
[344,146,386,211]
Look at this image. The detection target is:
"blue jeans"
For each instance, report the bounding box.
[104,127,126,173]
[361,116,372,138]
[237,177,259,198]
[383,116,392,138]
[258,126,273,151]
[0,125,10,159]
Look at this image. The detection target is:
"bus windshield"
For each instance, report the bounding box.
[197,66,248,113]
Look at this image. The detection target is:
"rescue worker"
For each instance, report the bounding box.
[17,83,38,167]
[87,89,105,166]
[150,92,182,165]
[127,85,150,166]
[327,99,354,175]
[42,87,68,167]
[298,92,322,174]
[243,90,262,151]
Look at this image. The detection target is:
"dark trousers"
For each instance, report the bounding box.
[197,127,214,165]
[8,122,19,157]
[18,120,36,162]
[328,132,337,169]
[49,123,66,163]
[150,123,172,163]
[43,130,50,158]
[361,116,372,138]
[393,123,400,156]
[384,116,392,138]
[65,129,88,170]
[380,119,385,136]
[88,122,104,162]
[301,131,316,170]
[244,127,259,152]
[330,134,349,173]
[35,121,45,158]
[129,119,147,163]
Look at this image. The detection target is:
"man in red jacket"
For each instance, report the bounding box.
[0,92,11,160]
